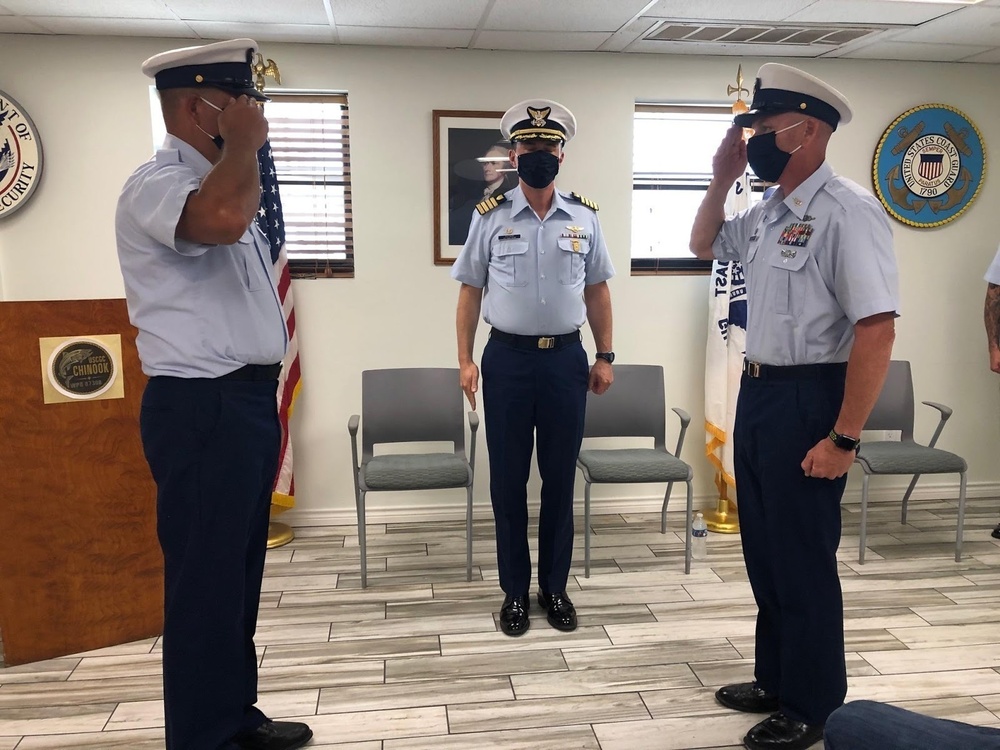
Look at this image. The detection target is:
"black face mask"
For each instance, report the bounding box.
[745,120,804,183]
[516,150,560,189]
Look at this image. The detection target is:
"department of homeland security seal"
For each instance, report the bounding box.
[873,104,985,229]
[0,89,43,220]
[47,339,117,400]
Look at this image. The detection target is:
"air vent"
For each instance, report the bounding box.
[646,22,883,47]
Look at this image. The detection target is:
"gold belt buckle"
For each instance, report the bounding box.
[747,361,761,378]
[537,336,555,349]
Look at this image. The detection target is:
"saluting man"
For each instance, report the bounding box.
[117,39,311,750]
[690,64,899,750]
[451,99,615,637]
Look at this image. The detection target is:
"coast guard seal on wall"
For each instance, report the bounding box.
[0,89,43,220]
[873,104,985,229]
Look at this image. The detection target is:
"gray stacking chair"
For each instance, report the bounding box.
[576,364,695,576]
[854,360,967,564]
[348,368,478,588]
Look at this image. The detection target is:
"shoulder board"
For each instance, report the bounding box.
[569,192,599,212]
[475,193,508,215]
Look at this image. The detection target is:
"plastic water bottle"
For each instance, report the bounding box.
[691,512,708,561]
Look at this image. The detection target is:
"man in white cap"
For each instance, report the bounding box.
[690,64,899,750]
[116,39,311,750]
[451,100,615,637]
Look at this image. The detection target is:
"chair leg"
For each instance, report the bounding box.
[661,481,674,535]
[956,472,967,563]
[466,485,474,582]
[859,474,870,565]
[684,481,693,574]
[357,489,368,588]
[584,482,592,578]
[901,474,921,525]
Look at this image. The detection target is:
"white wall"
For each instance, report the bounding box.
[1,34,998,525]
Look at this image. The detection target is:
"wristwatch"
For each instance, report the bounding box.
[595,351,615,364]
[828,430,861,453]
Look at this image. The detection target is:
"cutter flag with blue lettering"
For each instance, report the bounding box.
[257,140,301,508]
[705,172,749,507]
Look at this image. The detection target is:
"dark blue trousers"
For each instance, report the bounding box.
[734,368,848,726]
[140,377,279,750]
[481,337,589,596]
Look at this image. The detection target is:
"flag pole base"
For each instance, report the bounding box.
[267,521,294,549]
[704,497,740,534]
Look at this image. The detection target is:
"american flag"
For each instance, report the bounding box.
[257,140,301,509]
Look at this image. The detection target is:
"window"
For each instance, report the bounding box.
[266,93,353,278]
[632,104,762,275]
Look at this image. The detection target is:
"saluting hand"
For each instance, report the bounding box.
[801,438,855,480]
[713,124,749,187]
[218,95,269,154]
[589,360,613,395]
[460,362,480,410]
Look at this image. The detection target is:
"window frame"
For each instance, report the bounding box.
[631,103,762,276]
[264,91,354,279]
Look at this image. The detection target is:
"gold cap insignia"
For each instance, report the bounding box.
[527,106,551,128]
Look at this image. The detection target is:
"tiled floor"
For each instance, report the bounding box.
[2,496,1000,749]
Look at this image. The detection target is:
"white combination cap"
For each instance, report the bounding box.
[501,99,577,143]
[141,38,267,101]
[734,63,852,130]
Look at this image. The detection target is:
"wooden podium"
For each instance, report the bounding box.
[0,299,163,666]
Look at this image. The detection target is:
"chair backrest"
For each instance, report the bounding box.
[361,368,466,462]
[863,359,915,440]
[581,364,666,449]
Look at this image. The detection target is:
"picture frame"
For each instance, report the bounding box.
[432,109,509,265]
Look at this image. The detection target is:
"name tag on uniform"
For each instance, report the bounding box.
[497,234,522,241]
[777,222,814,248]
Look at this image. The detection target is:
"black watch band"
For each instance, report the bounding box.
[595,351,615,364]
[828,430,861,453]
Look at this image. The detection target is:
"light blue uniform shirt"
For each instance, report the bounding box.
[450,186,615,335]
[713,162,899,366]
[984,243,1000,284]
[116,134,287,378]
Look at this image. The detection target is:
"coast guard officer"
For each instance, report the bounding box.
[690,64,898,750]
[116,39,311,750]
[452,99,615,637]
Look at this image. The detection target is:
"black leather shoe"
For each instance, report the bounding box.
[499,594,530,637]
[715,682,780,713]
[233,720,313,750]
[992,523,1000,540]
[536,590,577,631]
[743,712,824,750]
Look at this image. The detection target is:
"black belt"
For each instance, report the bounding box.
[218,363,282,381]
[490,328,581,350]
[743,360,847,380]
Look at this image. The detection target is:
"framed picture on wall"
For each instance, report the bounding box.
[432,109,510,265]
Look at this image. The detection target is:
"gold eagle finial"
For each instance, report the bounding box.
[727,64,750,116]
[251,53,282,93]
[527,106,551,127]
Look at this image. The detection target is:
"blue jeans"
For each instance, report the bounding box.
[825,701,1000,750]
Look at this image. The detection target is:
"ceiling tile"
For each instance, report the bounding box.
[959,46,1000,61]
[786,0,970,25]
[27,17,194,36]
[599,17,660,52]
[644,0,816,23]
[336,26,474,47]
[185,20,337,43]
[0,0,176,19]
[888,4,1000,44]
[332,0,489,29]
[166,0,328,25]
[484,0,652,32]
[840,39,992,59]
[0,15,46,32]
[472,30,612,51]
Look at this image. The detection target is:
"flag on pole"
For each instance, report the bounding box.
[705,172,749,507]
[257,140,301,508]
